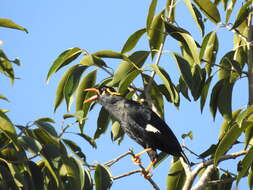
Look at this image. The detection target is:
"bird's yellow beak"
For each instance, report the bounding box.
[83,88,100,103]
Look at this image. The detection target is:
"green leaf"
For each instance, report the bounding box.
[147,0,158,37]
[218,51,234,80]
[84,169,93,190]
[0,94,9,102]
[36,117,55,123]
[193,0,221,23]
[200,76,212,112]
[214,124,243,166]
[118,70,142,94]
[32,128,59,146]
[93,50,124,59]
[225,0,237,24]
[199,144,217,158]
[245,124,253,149]
[80,55,107,68]
[166,159,186,190]
[94,164,113,190]
[28,161,44,190]
[217,80,234,120]
[18,136,42,154]
[111,121,124,141]
[249,166,253,190]
[183,0,205,36]
[0,18,28,33]
[0,111,17,140]
[149,10,165,59]
[34,120,58,137]
[237,147,253,185]
[232,0,252,30]
[63,139,86,163]
[94,107,110,139]
[121,28,146,54]
[181,131,193,140]
[164,22,200,64]
[64,65,87,111]
[78,133,97,148]
[110,51,149,85]
[209,79,223,120]
[0,55,15,84]
[151,64,179,106]
[46,47,82,82]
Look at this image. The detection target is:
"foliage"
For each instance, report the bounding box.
[2,0,253,189]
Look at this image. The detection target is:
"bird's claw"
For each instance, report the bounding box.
[141,170,152,179]
[131,155,141,164]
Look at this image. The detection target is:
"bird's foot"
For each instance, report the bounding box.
[131,155,141,165]
[141,169,152,179]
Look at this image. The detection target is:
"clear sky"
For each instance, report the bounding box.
[1,0,249,189]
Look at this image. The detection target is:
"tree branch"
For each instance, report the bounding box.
[113,169,142,180]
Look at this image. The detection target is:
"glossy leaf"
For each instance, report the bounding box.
[0,18,28,33]
[149,10,165,59]
[32,128,59,146]
[80,55,107,68]
[232,0,252,29]
[183,0,205,36]
[193,0,221,23]
[110,51,149,85]
[147,0,158,36]
[46,47,82,82]
[164,22,200,64]
[166,159,186,190]
[94,107,110,139]
[111,121,124,141]
[237,147,253,185]
[200,76,212,112]
[118,70,142,94]
[0,111,17,141]
[64,65,87,111]
[78,133,97,148]
[214,123,244,166]
[217,80,234,120]
[18,136,42,154]
[225,0,237,23]
[121,28,146,54]
[209,80,223,120]
[63,139,86,163]
[93,50,124,59]
[151,64,179,106]
[94,164,113,190]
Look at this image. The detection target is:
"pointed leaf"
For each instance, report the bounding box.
[237,147,253,185]
[183,0,205,36]
[147,0,158,37]
[80,55,107,67]
[46,47,82,82]
[93,50,124,59]
[214,124,243,165]
[94,107,110,139]
[94,164,113,190]
[0,18,28,33]
[118,70,142,94]
[18,136,42,154]
[78,133,97,148]
[166,159,186,190]
[63,139,86,163]
[0,94,9,102]
[232,0,252,30]
[149,10,165,59]
[121,28,146,54]
[36,117,55,123]
[225,0,237,24]
[84,169,93,190]
[200,76,212,112]
[209,79,223,120]
[34,120,58,137]
[111,121,124,141]
[0,111,17,140]
[193,0,221,23]
[64,65,87,111]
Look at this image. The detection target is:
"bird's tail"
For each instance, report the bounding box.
[180,151,190,166]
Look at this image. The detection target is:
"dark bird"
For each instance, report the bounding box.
[84,86,190,176]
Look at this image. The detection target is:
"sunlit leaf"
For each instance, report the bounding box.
[0,111,17,140]
[118,70,142,94]
[166,159,186,190]
[193,0,221,23]
[46,47,82,82]
[237,147,253,185]
[183,0,205,36]
[80,55,107,68]
[147,0,158,37]
[232,0,252,29]
[149,10,165,59]
[32,128,59,146]
[0,55,15,84]
[121,28,146,54]
[111,121,124,141]
[225,0,237,24]
[93,50,124,59]
[94,107,110,139]
[0,18,28,33]
[94,164,113,190]
[34,120,58,137]
[245,124,253,149]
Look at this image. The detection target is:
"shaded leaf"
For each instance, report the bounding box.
[249,166,253,190]
[237,147,253,185]
[199,144,217,158]
[183,0,205,36]
[80,55,107,68]
[166,159,186,190]
[153,152,169,168]
[18,136,42,154]
[0,18,28,33]
[193,0,221,23]
[149,10,165,59]
[218,172,233,190]
[84,169,93,190]
[200,76,212,112]
[63,139,86,163]
[94,164,113,190]
[94,107,110,139]
[28,161,44,190]
[232,0,252,29]
[209,79,223,120]
[121,28,146,54]
[46,47,82,82]
[78,133,97,148]
[32,128,59,146]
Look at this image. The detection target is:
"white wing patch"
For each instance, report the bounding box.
[145,124,160,134]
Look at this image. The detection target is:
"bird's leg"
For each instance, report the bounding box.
[131,148,152,164]
[142,158,157,179]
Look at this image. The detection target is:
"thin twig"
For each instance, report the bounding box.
[104,151,132,167]
[113,169,142,180]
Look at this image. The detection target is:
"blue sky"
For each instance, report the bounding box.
[1,0,249,189]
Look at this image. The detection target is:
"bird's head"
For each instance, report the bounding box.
[83,86,122,105]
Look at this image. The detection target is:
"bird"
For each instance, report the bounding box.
[84,86,190,177]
